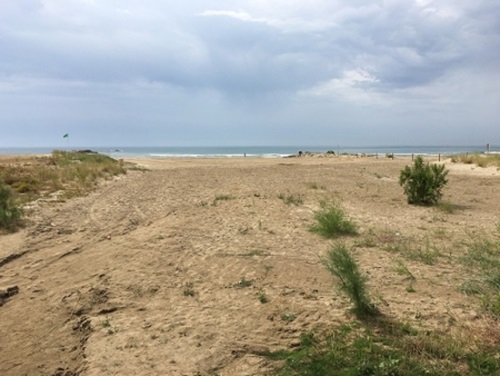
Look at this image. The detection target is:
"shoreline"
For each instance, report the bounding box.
[0,144,493,159]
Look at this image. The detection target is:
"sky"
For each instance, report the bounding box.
[1,0,499,147]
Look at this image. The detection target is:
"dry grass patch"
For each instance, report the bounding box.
[451,153,500,168]
[0,151,126,203]
[0,151,127,230]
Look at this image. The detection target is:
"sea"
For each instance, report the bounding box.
[0,145,497,159]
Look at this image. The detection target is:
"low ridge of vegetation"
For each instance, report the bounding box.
[0,150,127,231]
[451,153,500,168]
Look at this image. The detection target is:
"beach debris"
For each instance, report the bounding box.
[0,285,20,307]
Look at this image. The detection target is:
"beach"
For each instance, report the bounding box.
[1,156,499,375]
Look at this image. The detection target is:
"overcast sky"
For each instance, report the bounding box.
[1,0,499,147]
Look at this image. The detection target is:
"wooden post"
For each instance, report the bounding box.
[438,153,441,162]
[412,153,414,161]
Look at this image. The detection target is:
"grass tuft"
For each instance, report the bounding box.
[322,243,379,318]
[183,282,196,297]
[278,193,304,206]
[309,201,357,239]
[212,194,235,205]
[233,277,253,289]
[258,290,269,303]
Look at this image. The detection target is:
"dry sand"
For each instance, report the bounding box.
[1,156,499,375]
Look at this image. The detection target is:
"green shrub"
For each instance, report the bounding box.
[0,178,22,231]
[399,156,448,205]
[310,202,357,238]
[322,243,379,318]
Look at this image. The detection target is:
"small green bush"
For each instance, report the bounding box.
[310,202,357,238]
[399,156,448,205]
[0,178,22,231]
[322,243,379,318]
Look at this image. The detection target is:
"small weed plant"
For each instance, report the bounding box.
[233,277,253,289]
[310,201,357,239]
[212,194,234,205]
[183,282,196,297]
[306,182,325,190]
[394,259,416,280]
[322,243,379,318]
[399,156,448,205]
[258,290,269,303]
[281,312,297,322]
[278,193,304,206]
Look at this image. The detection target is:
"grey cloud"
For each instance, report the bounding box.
[0,0,499,147]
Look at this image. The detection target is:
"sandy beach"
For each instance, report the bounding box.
[1,156,499,375]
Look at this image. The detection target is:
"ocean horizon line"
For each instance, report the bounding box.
[0,144,496,158]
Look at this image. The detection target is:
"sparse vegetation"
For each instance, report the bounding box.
[258,290,269,304]
[385,236,441,265]
[214,194,234,201]
[263,321,499,375]
[310,201,358,238]
[239,249,269,257]
[233,277,253,289]
[183,282,196,297]
[399,156,449,205]
[0,177,23,231]
[238,226,250,235]
[322,243,379,318]
[101,318,115,335]
[393,259,416,284]
[212,194,235,205]
[306,182,325,190]
[394,261,414,279]
[459,238,500,318]
[281,312,296,322]
[436,200,455,214]
[451,153,500,168]
[278,192,304,206]
[0,151,126,205]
